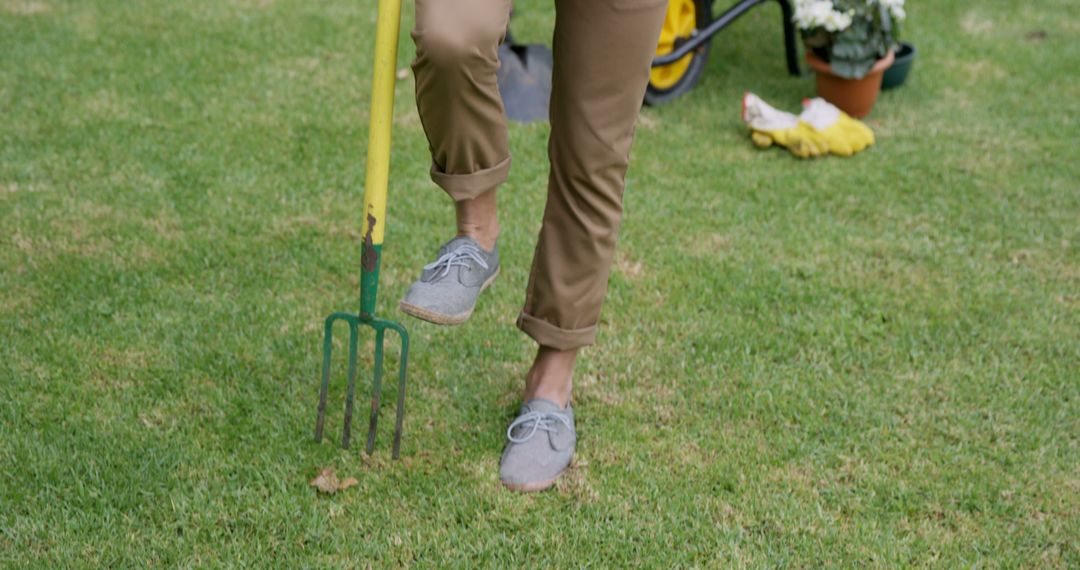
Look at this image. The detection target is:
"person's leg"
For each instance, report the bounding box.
[518,0,668,396]
[411,0,512,205]
[501,0,666,492]
[401,0,511,324]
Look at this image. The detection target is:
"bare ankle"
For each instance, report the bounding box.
[524,346,578,408]
[457,224,499,251]
[455,190,499,251]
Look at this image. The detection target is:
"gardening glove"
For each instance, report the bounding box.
[799,97,875,157]
[742,92,829,159]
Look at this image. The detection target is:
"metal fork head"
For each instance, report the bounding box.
[314,312,410,459]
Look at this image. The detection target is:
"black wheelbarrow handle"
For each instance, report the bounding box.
[652,0,800,77]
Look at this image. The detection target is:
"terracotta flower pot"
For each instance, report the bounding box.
[805,49,895,118]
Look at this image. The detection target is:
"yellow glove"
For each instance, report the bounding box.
[798,98,874,157]
[749,122,831,158]
[743,93,829,159]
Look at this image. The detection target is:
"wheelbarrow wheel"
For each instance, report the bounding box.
[645,0,711,106]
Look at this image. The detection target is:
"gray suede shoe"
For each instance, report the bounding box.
[399,237,499,325]
[499,399,576,492]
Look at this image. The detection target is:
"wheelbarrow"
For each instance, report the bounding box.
[498,0,800,116]
[646,0,801,105]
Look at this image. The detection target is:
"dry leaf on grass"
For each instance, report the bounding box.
[309,468,359,494]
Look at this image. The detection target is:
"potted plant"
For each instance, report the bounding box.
[882,8,916,91]
[794,0,906,117]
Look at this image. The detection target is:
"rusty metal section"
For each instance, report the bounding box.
[361,212,379,271]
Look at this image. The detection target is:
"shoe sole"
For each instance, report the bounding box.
[501,476,559,493]
[398,266,500,326]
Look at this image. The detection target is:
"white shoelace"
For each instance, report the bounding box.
[506,411,573,444]
[423,244,489,278]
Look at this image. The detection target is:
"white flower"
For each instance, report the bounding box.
[793,0,854,32]
[879,0,906,21]
[823,9,853,32]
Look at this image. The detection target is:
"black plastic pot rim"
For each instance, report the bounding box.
[892,41,916,63]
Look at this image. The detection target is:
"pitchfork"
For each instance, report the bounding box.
[314,0,409,458]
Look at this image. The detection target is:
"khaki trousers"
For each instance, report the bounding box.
[411,0,666,350]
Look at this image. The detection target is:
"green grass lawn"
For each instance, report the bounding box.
[3,0,1079,566]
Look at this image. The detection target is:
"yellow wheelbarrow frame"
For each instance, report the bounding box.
[646,0,801,105]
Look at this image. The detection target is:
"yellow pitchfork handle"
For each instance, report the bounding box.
[359,0,402,315]
[362,0,401,248]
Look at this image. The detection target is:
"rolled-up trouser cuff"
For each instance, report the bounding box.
[516,311,597,350]
[430,155,511,202]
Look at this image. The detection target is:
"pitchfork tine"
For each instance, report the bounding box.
[390,324,409,459]
[366,328,386,454]
[314,316,335,443]
[341,321,360,449]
